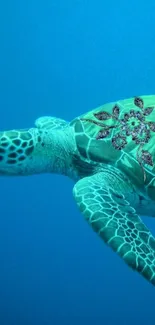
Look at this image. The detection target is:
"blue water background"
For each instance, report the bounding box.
[0,1,155,324]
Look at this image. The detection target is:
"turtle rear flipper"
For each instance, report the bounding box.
[0,128,50,176]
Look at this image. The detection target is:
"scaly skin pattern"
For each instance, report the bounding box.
[0,128,42,175]
[0,117,76,177]
[1,96,155,285]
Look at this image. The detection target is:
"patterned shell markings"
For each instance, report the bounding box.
[72,95,155,181]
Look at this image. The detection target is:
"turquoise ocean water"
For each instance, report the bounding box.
[0,1,155,324]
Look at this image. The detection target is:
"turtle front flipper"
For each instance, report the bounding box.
[73,170,155,285]
[0,128,50,176]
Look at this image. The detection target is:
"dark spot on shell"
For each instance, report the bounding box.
[126,128,132,136]
[136,112,144,121]
[29,140,33,146]
[38,136,41,142]
[124,113,130,121]
[141,150,153,166]
[112,105,120,118]
[135,138,142,144]
[133,128,150,145]
[134,97,144,109]
[81,118,106,128]
[0,155,3,161]
[94,111,111,121]
[129,110,135,117]
[112,134,127,150]
[96,129,110,140]
[143,107,154,116]
[148,122,155,132]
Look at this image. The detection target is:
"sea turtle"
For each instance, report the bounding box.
[1,94,155,286]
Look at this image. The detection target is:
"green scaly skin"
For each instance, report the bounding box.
[0,117,76,177]
[1,97,155,286]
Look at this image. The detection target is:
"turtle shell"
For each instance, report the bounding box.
[70,95,155,191]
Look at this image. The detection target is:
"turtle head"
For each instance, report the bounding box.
[0,128,51,176]
[0,125,75,177]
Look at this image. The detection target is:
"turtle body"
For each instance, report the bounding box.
[72,95,155,197]
[1,95,155,286]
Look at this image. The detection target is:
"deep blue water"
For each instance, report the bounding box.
[0,1,155,324]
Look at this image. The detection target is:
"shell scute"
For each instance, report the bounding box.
[71,95,155,186]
